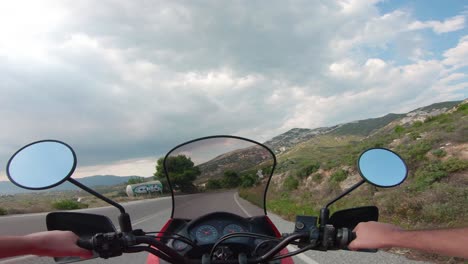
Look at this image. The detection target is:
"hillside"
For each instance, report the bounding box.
[265,100,462,154]
[241,99,467,261]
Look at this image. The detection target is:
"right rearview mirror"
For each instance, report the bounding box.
[358,148,408,188]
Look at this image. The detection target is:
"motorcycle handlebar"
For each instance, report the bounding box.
[75,227,371,263]
[76,238,93,250]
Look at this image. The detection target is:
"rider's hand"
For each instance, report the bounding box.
[348,221,402,251]
[25,231,93,259]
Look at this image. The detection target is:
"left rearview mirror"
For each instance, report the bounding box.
[7,140,76,190]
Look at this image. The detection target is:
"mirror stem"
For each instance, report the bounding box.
[319,180,365,226]
[68,178,127,214]
[325,179,365,209]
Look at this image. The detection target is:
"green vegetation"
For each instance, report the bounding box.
[312,173,323,182]
[127,176,146,184]
[431,149,446,157]
[296,162,320,179]
[0,207,7,215]
[283,175,299,191]
[222,170,242,188]
[154,155,200,192]
[205,170,259,190]
[330,169,347,183]
[52,199,88,210]
[206,179,222,190]
[394,125,405,134]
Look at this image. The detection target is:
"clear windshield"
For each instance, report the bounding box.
[163,136,275,219]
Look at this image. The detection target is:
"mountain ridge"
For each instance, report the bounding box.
[0,175,144,194]
[265,100,462,154]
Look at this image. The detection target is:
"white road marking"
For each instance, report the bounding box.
[234,193,321,264]
[234,192,252,217]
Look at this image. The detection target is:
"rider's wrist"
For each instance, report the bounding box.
[386,229,407,248]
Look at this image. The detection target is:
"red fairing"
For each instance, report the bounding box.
[146,219,173,264]
[265,216,294,264]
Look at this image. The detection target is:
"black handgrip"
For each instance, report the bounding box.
[349,232,377,253]
[77,238,94,250]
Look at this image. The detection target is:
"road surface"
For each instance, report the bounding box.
[0,191,428,264]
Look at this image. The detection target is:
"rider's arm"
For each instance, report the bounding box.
[0,231,93,259]
[348,221,468,259]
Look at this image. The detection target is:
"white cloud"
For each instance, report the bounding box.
[443,35,468,68]
[408,15,465,34]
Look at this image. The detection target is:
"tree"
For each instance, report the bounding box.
[154,155,200,192]
[240,173,257,188]
[222,170,241,188]
[206,179,222,190]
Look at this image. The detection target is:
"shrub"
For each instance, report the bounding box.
[283,176,299,191]
[296,162,320,179]
[312,173,323,183]
[431,149,447,158]
[394,125,405,134]
[456,103,468,113]
[219,170,242,188]
[411,161,447,191]
[413,121,423,127]
[409,132,420,140]
[323,160,338,170]
[0,207,7,215]
[206,179,222,190]
[443,157,468,173]
[398,140,433,163]
[52,199,88,210]
[330,170,348,183]
[240,174,257,188]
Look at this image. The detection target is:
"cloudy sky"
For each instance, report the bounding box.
[0,0,467,180]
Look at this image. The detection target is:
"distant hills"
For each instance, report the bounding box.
[0,175,141,194]
[264,100,462,154]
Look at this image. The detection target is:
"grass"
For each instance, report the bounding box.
[52,199,88,210]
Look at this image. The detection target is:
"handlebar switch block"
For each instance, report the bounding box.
[294,215,318,248]
[93,232,124,259]
[321,225,336,250]
[294,215,317,232]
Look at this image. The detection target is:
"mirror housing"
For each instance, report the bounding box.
[358,148,408,188]
[47,212,117,263]
[47,211,117,234]
[7,140,76,190]
[328,206,378,229]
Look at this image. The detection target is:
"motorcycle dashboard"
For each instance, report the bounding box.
[187,212,250,245]
[164,213,281,260]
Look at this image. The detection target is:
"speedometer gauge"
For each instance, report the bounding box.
[172,240,188,251]
[222,224,244,235]
[195,225,219,243]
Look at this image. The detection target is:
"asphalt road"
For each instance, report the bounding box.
[0,191,429,264]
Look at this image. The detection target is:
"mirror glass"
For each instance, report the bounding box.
[358,148,407,187]
[7,140,76,190]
